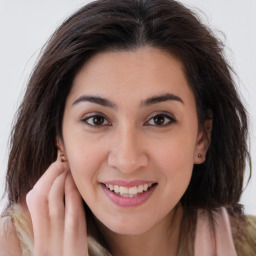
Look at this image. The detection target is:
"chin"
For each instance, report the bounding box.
[98,216,154,236]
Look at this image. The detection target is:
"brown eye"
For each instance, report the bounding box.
[146,113,176,126]
[153,115,166,125]
[92,115,105,125]
[83,114,110,127]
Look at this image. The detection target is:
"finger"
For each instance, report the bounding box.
[33,160,68,193]
[48,171,68,255]
[64,173,88,256]
[26,161,67,227]
[26,161,68,255]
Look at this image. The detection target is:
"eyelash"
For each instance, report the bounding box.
[145,112,176,127]
[81,112,176,128]
[81,112,111,128]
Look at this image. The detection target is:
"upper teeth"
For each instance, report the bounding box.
[105,184,153,197]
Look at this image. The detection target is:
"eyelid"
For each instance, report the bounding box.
[81,112,111,127]
[144,111,177,126]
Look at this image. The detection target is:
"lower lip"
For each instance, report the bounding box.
[101,184,157,207]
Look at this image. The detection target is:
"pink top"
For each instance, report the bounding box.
[195,207,237,256]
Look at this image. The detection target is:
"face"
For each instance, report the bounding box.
[60,47,209,235]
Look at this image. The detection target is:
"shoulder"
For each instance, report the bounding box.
[0,214,22,256]
[230,213,256,256]
[246,215,256,231]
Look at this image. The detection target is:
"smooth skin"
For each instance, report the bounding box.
[25,153,88,256]
[0,153,88,256]
[58,47,211,256]
[0,47,211,256]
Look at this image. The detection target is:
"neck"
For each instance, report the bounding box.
[99,205,183,256]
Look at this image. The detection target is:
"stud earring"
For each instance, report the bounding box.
[198,154,202,158]
[60,152,67,162]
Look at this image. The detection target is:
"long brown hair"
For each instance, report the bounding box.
[6,0,250,254]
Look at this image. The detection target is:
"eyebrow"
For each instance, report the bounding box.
[141,93,184,106]
[72,95,117,109]
[72,93,184,109]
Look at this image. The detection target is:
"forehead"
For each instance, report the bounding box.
[67,46,195,106]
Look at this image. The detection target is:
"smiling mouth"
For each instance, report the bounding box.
[103,183,157,198]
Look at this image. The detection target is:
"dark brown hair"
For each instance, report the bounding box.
[6,0,250,254]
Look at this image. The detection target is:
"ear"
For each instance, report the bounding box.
[194,119,212,164]
[56,136,68,162]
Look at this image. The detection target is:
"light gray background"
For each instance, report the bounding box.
[0,0,255,214]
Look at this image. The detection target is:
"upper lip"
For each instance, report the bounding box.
[101,180,156,187]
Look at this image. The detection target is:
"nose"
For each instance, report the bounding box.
[108,126,149,173]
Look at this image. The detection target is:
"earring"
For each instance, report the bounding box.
[198,154,202,158]
[60,152,67,162]
[57,143,67,162]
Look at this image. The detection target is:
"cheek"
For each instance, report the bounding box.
[153,130,197,173]
[156,150,193,213]
[158,146,194,190]
[64,136,106,189]
[152,130,196,196]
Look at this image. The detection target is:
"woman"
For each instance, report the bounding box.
[0,0,255,255]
